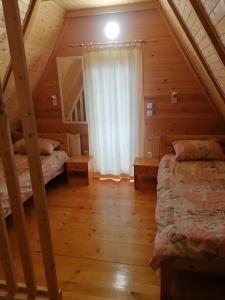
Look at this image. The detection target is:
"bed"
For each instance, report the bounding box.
[151,134,225,300]
[1,133,69,217]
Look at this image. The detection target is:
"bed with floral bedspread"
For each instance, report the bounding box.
[0,150,68,217]
[151,154,225,270]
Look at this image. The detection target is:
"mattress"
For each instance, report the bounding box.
[0,150,68,217]
[151,154,225,270]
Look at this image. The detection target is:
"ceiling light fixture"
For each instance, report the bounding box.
[104,21,120,40]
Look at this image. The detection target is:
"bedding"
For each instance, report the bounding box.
[151,154,225,270]
[14,138,60,155]
[0,150,68,217]
[172,139,225,161]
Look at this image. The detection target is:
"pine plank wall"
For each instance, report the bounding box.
[34,8,225,153]
[2,1,65,130]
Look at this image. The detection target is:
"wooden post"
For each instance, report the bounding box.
[160,260,173,300]
[2,1,61,299]
[0,196,17,295]
[0,79,36,296]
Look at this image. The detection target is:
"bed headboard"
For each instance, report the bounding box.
[11,131,70,155]
[38,133,70,155]
[160,134,225,159]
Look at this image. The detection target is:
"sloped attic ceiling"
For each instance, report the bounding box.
[42,0,156,10]
[0,0,65,129]
[1,0,225,128]
[160,0,225,119]
[0,0,31,79]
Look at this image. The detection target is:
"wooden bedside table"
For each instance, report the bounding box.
[66,155,93,184]
[133,157,160,189]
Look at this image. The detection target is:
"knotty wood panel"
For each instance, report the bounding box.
[201,0,225,46]
[160,0,225,119]
[44,0,156,10]
[2,0,65,130]
[171,0,225,101]
[0,0,30,80]
[35,8,225,154]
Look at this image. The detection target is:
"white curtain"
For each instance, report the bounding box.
[83,45,144,176]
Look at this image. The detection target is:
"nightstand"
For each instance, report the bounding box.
[133,157,160,189]
[66,155,93,184]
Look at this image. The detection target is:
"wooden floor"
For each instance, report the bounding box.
[2,177,160,299]
[2,177,225,299]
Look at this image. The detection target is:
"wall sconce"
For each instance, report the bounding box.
[51,95,57,106]
[171,91,178,104]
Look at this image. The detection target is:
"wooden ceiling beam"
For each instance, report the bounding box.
[159,4,224,120]
[167,0,225,104]
[2,0,38,92]
[190,0,225,67]
[65,1,158,18]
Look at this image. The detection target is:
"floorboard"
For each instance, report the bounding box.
[2,177,224,299]
[2,178,160,299]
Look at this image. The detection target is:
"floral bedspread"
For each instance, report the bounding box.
[151,154,225,270]
[0,150,68,217]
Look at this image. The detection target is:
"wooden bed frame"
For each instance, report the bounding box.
[160,133,225,159]
[38,132,70,155]
[13,132,70,155]
[159,134,225,300]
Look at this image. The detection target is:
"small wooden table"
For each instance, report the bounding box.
[133,157,160,189]
[66,155,93,184]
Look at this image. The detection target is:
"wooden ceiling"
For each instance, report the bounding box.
[42,0,155,10]
[160,0,225,118]
[201,0,225,46]
[0,0,30,80]
[1,0,225,125]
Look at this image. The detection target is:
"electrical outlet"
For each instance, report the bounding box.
[83,150,89,156]
[147,151,152,158]
[146,109,153,117]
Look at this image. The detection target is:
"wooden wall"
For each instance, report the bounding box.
[35,7,225,154]
[2,0,65,130]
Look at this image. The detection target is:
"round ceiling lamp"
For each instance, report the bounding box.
[104,21,120,40]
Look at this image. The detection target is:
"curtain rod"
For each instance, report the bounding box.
[69,39,158,48]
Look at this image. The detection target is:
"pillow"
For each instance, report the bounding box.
[172,139,225,161]
[14,138,60,155]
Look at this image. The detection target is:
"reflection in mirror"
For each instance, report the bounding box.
[57,56,86,123]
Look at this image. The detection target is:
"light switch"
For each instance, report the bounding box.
[171,91,178,104]
[147,102,153,109]
[51,95,57,106]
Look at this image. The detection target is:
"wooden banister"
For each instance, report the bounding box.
[0,185,17,295]
[2,0,61,299]
[0,79,36,296]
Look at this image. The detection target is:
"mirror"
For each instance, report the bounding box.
[57,56,86,123]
